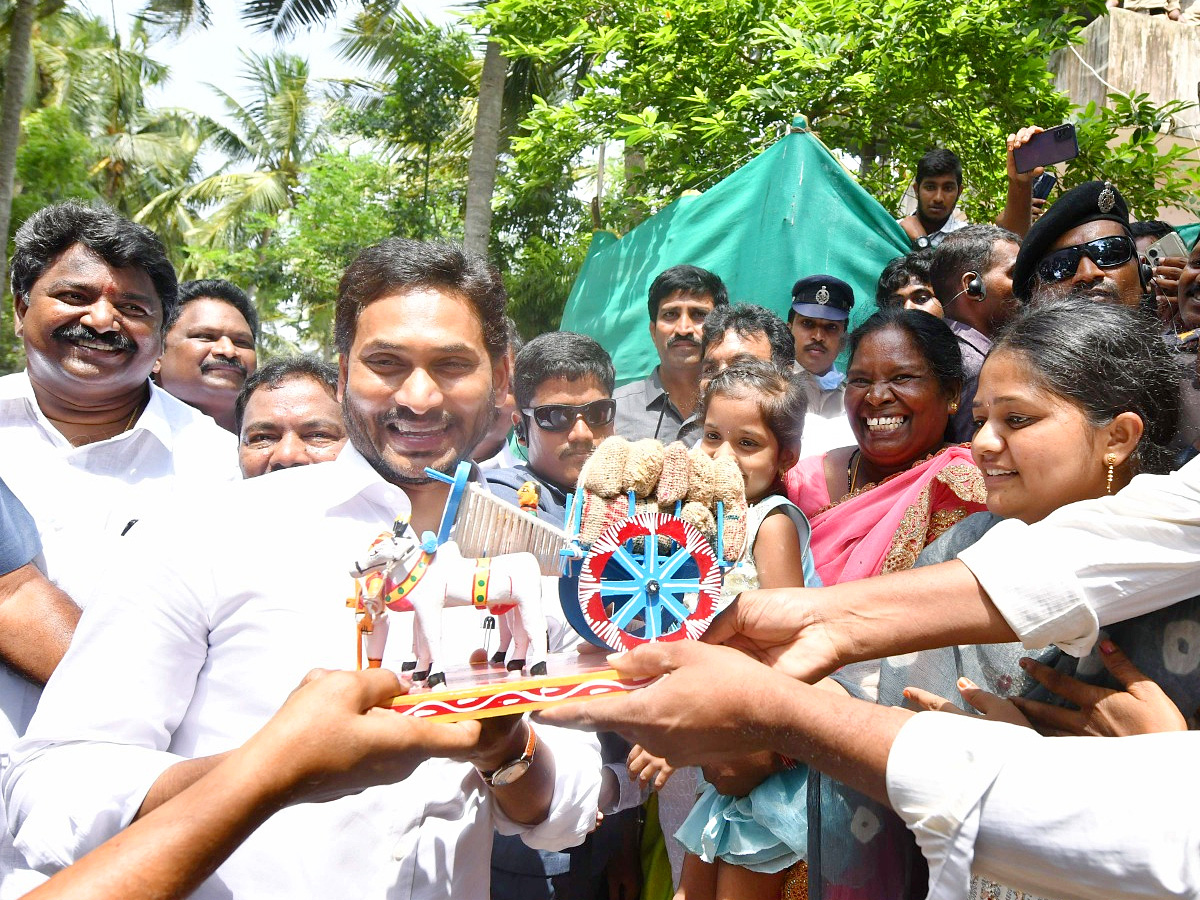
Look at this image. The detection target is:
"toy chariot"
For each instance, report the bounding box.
[349,437,747,720]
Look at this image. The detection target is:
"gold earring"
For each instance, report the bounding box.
[949,400,959,414]
[1105,453,1117,494]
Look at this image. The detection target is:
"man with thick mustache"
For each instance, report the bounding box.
[1012,180,1150,310]
[154,279,259,433]
[1,203,238,547]
[613,265,728,447]
[0,202,236,893]
[4,239,600,900]
[788,274,855,420]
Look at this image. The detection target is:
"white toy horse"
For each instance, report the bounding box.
[349,518,547,687]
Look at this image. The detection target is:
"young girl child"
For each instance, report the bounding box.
[640,356,821,900]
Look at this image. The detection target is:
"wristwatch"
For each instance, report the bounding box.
[914,235,931,250]
[481,724,538,787]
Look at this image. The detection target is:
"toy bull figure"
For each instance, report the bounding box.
[349,518,548,687]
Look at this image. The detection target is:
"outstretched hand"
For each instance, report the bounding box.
[534,641,787,768]
[903,677,1033,728]
[627,744,675,791]
[702,589,841,683]
[246,668,491,807]
[1009,640,1188,737]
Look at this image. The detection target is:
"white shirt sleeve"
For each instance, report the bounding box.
[490,722,602,850]
[3,552,211,872]
[957,457,1200,655]
[886,712,1200,900]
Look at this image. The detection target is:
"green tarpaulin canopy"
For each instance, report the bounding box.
[561,119,912,384]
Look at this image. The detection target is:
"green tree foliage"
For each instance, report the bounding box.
[1070,93,1200,219]
[333,6,474,238]
[155,51,328,251]
[187,151,411,355]
[11,106,98,234]
[479,0,1195,225]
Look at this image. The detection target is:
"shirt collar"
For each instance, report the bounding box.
[0,372,178,452]
[947,319,992,349]
[645,366,699,421]
[322,442,413,520]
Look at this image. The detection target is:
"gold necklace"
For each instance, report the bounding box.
[64,399,145,448]
[846,449,863,495]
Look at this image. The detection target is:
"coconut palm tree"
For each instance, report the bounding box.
[154,50,327,249]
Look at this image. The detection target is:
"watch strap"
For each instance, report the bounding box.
[481,723,537,787]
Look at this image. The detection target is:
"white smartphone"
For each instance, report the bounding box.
[1146,231,1188,266]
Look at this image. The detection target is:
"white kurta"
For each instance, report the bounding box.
[3,445,600,900]
[888,454,1200,898]
[958,454,1200,656]
[0,370,240,891]
[887,712,1200,900]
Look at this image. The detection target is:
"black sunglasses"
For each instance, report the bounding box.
[522,399,616,432]
[1036,235,1136,284]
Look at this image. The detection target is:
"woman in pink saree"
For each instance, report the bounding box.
[786,308,986,585]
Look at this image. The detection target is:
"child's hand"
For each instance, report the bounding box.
[627,743,674,790]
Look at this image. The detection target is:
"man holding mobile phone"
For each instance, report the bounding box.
[901,127,1054,251]
[1131,221,1187,328]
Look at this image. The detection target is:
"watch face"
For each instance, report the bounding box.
[489,759,532,787]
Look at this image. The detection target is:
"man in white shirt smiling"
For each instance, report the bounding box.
[3,239,600,900]
[1,201,238,553]
[0,202,236,893]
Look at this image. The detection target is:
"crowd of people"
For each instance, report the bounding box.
[0,121,1198,900]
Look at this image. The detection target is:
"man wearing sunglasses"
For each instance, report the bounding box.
[487,332,616,525]
[1012,180,1149,309]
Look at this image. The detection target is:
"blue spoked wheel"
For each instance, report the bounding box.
[570,512,723,651]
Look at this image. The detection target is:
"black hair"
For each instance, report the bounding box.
[1129,220,1175,242]
[234,355,339,433]
[647,265,729,321]
[504,315,525,356]
[11,201,178,328]
[848,307,963,399]
[700,303,795,372]
[875,249,935,308]
[512,331,615,410]
[929,224,1021,306]
[990,296,1179,476]
[915,148,962,187]
[171,279,260,340]
[700,355,808,457]
[335,239,508,359]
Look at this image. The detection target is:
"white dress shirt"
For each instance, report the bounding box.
[0,371,239,563]
[887,712,1200,900]
[3,445,600,900]
[957,454,1200,656]
[0,371,240,891]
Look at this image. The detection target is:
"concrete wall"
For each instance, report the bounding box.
[1050,8,1200,140]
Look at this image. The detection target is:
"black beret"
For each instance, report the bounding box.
[790,274,854,321]
[1013,180,1131,299]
